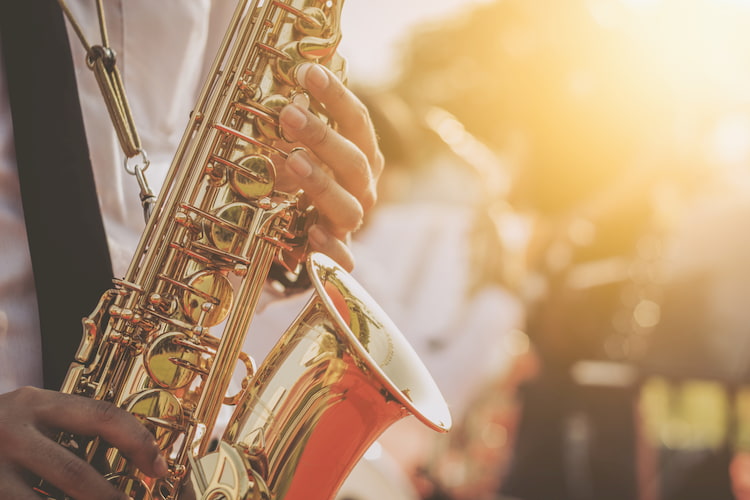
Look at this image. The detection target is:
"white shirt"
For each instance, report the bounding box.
[0,46,41,391]
[0,0,236,392]
[350,202,524,420]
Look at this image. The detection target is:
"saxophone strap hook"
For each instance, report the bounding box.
[124,148,150,175]
[125,150,156,221]
[59,0,150,217]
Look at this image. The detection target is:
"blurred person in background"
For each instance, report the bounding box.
[382,0,750,499]
[393,2,674,498]
[334,85,530,500]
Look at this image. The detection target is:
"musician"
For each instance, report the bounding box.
[0,2,382,498]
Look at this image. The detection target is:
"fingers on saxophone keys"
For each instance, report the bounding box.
[35,390,168,479]
[286,148,364,235]
[279,102,377,212]
[295,63,383,179]
[17,428,129,500]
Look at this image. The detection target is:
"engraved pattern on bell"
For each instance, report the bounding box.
[125,389,184,450]
[145,332,201,389]
[299,323,338,367]
[229,155,275,199]
[182,270,234,326]
[316,262,394,367]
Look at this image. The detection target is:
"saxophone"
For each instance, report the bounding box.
[38,1,451,499]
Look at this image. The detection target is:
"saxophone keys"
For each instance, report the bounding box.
[294,7,327,36]
[233,100,278,126]
[235,154,276,196]
[124,389,186,450]
[208,202,256,253]
[256,95,289,141]
[233,263,249,277]
[182,270,234,327]
[213,123,289,159]
[119,308,135,321]
[148,292,164,306]
[271,42,307,86]
[273,2,323,35]
[256,42,293,62]
[260,235,294,252]
[174,210,202,234]
[298,37,338,61]
[146,332,204,389]
[144,415,189,433]
[167,357,210,377]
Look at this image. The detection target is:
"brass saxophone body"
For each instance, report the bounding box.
[40,1,451,499]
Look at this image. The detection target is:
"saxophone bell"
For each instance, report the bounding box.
[190,252,451,500]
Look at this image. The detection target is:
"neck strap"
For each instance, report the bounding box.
[1,1,114,390]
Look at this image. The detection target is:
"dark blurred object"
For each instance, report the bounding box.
[640,199,750,384]
[637,199,750,500]
[642,273,750,383]
[657,447,733,500]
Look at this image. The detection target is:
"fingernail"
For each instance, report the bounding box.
[308,225,329,248]
[153,454,168,477]
[298,63,329,91]
[287,149,312,177]
[280,104,307,131]
[291,91,310,108]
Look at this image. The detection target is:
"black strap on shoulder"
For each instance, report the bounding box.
[1,1,113,390]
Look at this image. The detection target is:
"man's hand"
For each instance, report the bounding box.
[0,386,167,500]
[278,63,384,271]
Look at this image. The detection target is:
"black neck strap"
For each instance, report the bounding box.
[1,1,114,390]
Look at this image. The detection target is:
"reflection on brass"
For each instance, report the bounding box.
[273,43,308,86]
[125,389,184,450]
[209,202,255,253]
[145,332,201,389]
[229,154,275,199]
[256,95,289,141]
[182,271,234,326]
[211,254,451,500]
[318,265,393,366]
[295,7,326,37]
[43,1,451,499]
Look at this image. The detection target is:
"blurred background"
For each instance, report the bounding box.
[328,0,750,499]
